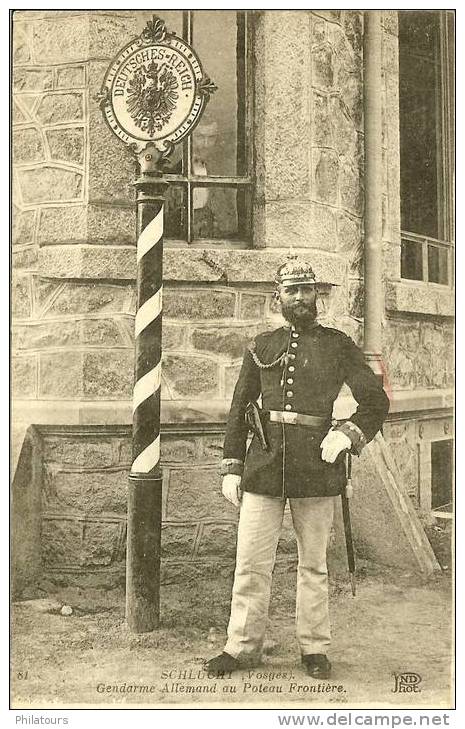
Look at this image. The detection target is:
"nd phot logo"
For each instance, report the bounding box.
[392,672,422,693]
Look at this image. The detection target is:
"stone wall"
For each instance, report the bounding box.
[26,426,301,590]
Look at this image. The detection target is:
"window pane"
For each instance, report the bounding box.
[428,245,449,284]
[401,239,423,281]
[165,184,186,240]
[431,440,453,511]
[399,12,441,239]
[193,186,249,240]
[192,11,246,176]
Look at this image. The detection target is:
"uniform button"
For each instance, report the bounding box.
[288,366,295,372]
[292,332,299,338]
[291,342,298,348]
[285,404,293,411]
[286,391,294,397]
[287,378,294,384]
[289,354,296,360]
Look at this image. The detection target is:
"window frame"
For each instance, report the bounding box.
[399,10,455,288]
[162,10,254,247]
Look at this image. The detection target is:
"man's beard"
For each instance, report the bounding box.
[281,300,318,327]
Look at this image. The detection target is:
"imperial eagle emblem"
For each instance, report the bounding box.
[126,60,179,136]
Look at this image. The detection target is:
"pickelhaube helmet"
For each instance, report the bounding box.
[274,255,317,287]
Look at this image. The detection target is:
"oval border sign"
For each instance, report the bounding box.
[98,16,216,155]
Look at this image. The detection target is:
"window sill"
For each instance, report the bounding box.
[385,280,454,317]
[37,244,346,285]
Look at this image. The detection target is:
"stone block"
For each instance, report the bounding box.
[32,16,90,64]
[13,68,53,92]
[312,44,334,89]
[162,324,185,350]
[348,280,364,319]
[56,65,85,89]
[239,293,267,321]
[224,363,242,399]
[201,435,225,461]
[257,12,312,200]
[337,211,363,274]
[166,468,237,521]
[18,167,83,204]
[197,523,237,559]
[309,202,338,250]
[82,522,122,566]
[41,519,82,567]
[39,352,83,397]
[164,289,236,320]
[82,319,126,346]
[88,61,135,205]
[43,468,128,515]
[38,205,87,246]
[12,274,32,318]
[32,278,59,314]
[43,436,115,468]
[312,91,332,147]
[87,204,136,246]
[329,96,358,157]
[13,99,29,125]
[343,11,363,57]
[163,355,219,399]
[12,356,37,398]
[161,524,197,559]
[161,437,198,463]
[312,149,338,205]
[339,158,363,214]
[45,282,133,316]
[341,73,363,131]
[13,127,45,164]
[83,350,133,398]
[13,28,32,65]
[12,247,38,270]
[191,326,258,359]
[385,282,454,318]
[312,16,329,45]
[36,92,84,124]
[46,127,85,164]
[13,208,36,247]
[89,14,136,58]
[13,321,79,350]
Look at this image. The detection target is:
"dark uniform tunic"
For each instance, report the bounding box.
[222,324,390,498]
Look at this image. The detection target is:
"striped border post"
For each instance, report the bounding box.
[126,146,168,633]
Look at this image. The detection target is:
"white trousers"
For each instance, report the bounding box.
[224,491,335,662]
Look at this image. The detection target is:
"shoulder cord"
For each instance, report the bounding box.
[249,347,287,370]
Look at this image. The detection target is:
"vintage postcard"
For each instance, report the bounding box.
[11,7,455,715]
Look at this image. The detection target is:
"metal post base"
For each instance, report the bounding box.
[126,473,163,633]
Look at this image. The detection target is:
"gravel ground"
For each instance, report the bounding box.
[11,562,453,710]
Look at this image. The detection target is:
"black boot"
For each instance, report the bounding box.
[204,652,241,674]
[301,653,332,679]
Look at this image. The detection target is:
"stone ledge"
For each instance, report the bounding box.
[12,388,454,472]
[38,245,347,285]
[386,281,454,317]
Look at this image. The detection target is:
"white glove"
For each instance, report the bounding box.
[222,474,242,507]
[320,430,352,464]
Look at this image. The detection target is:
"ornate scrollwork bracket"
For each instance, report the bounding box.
[198,76,218,102]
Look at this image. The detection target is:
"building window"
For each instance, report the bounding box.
[431,439,453,513]
[398,11,454,284]
[136,10,252,246]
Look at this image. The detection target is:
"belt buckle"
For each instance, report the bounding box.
[286,411,298,425]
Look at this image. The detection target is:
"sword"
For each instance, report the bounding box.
[341,451,356,596]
